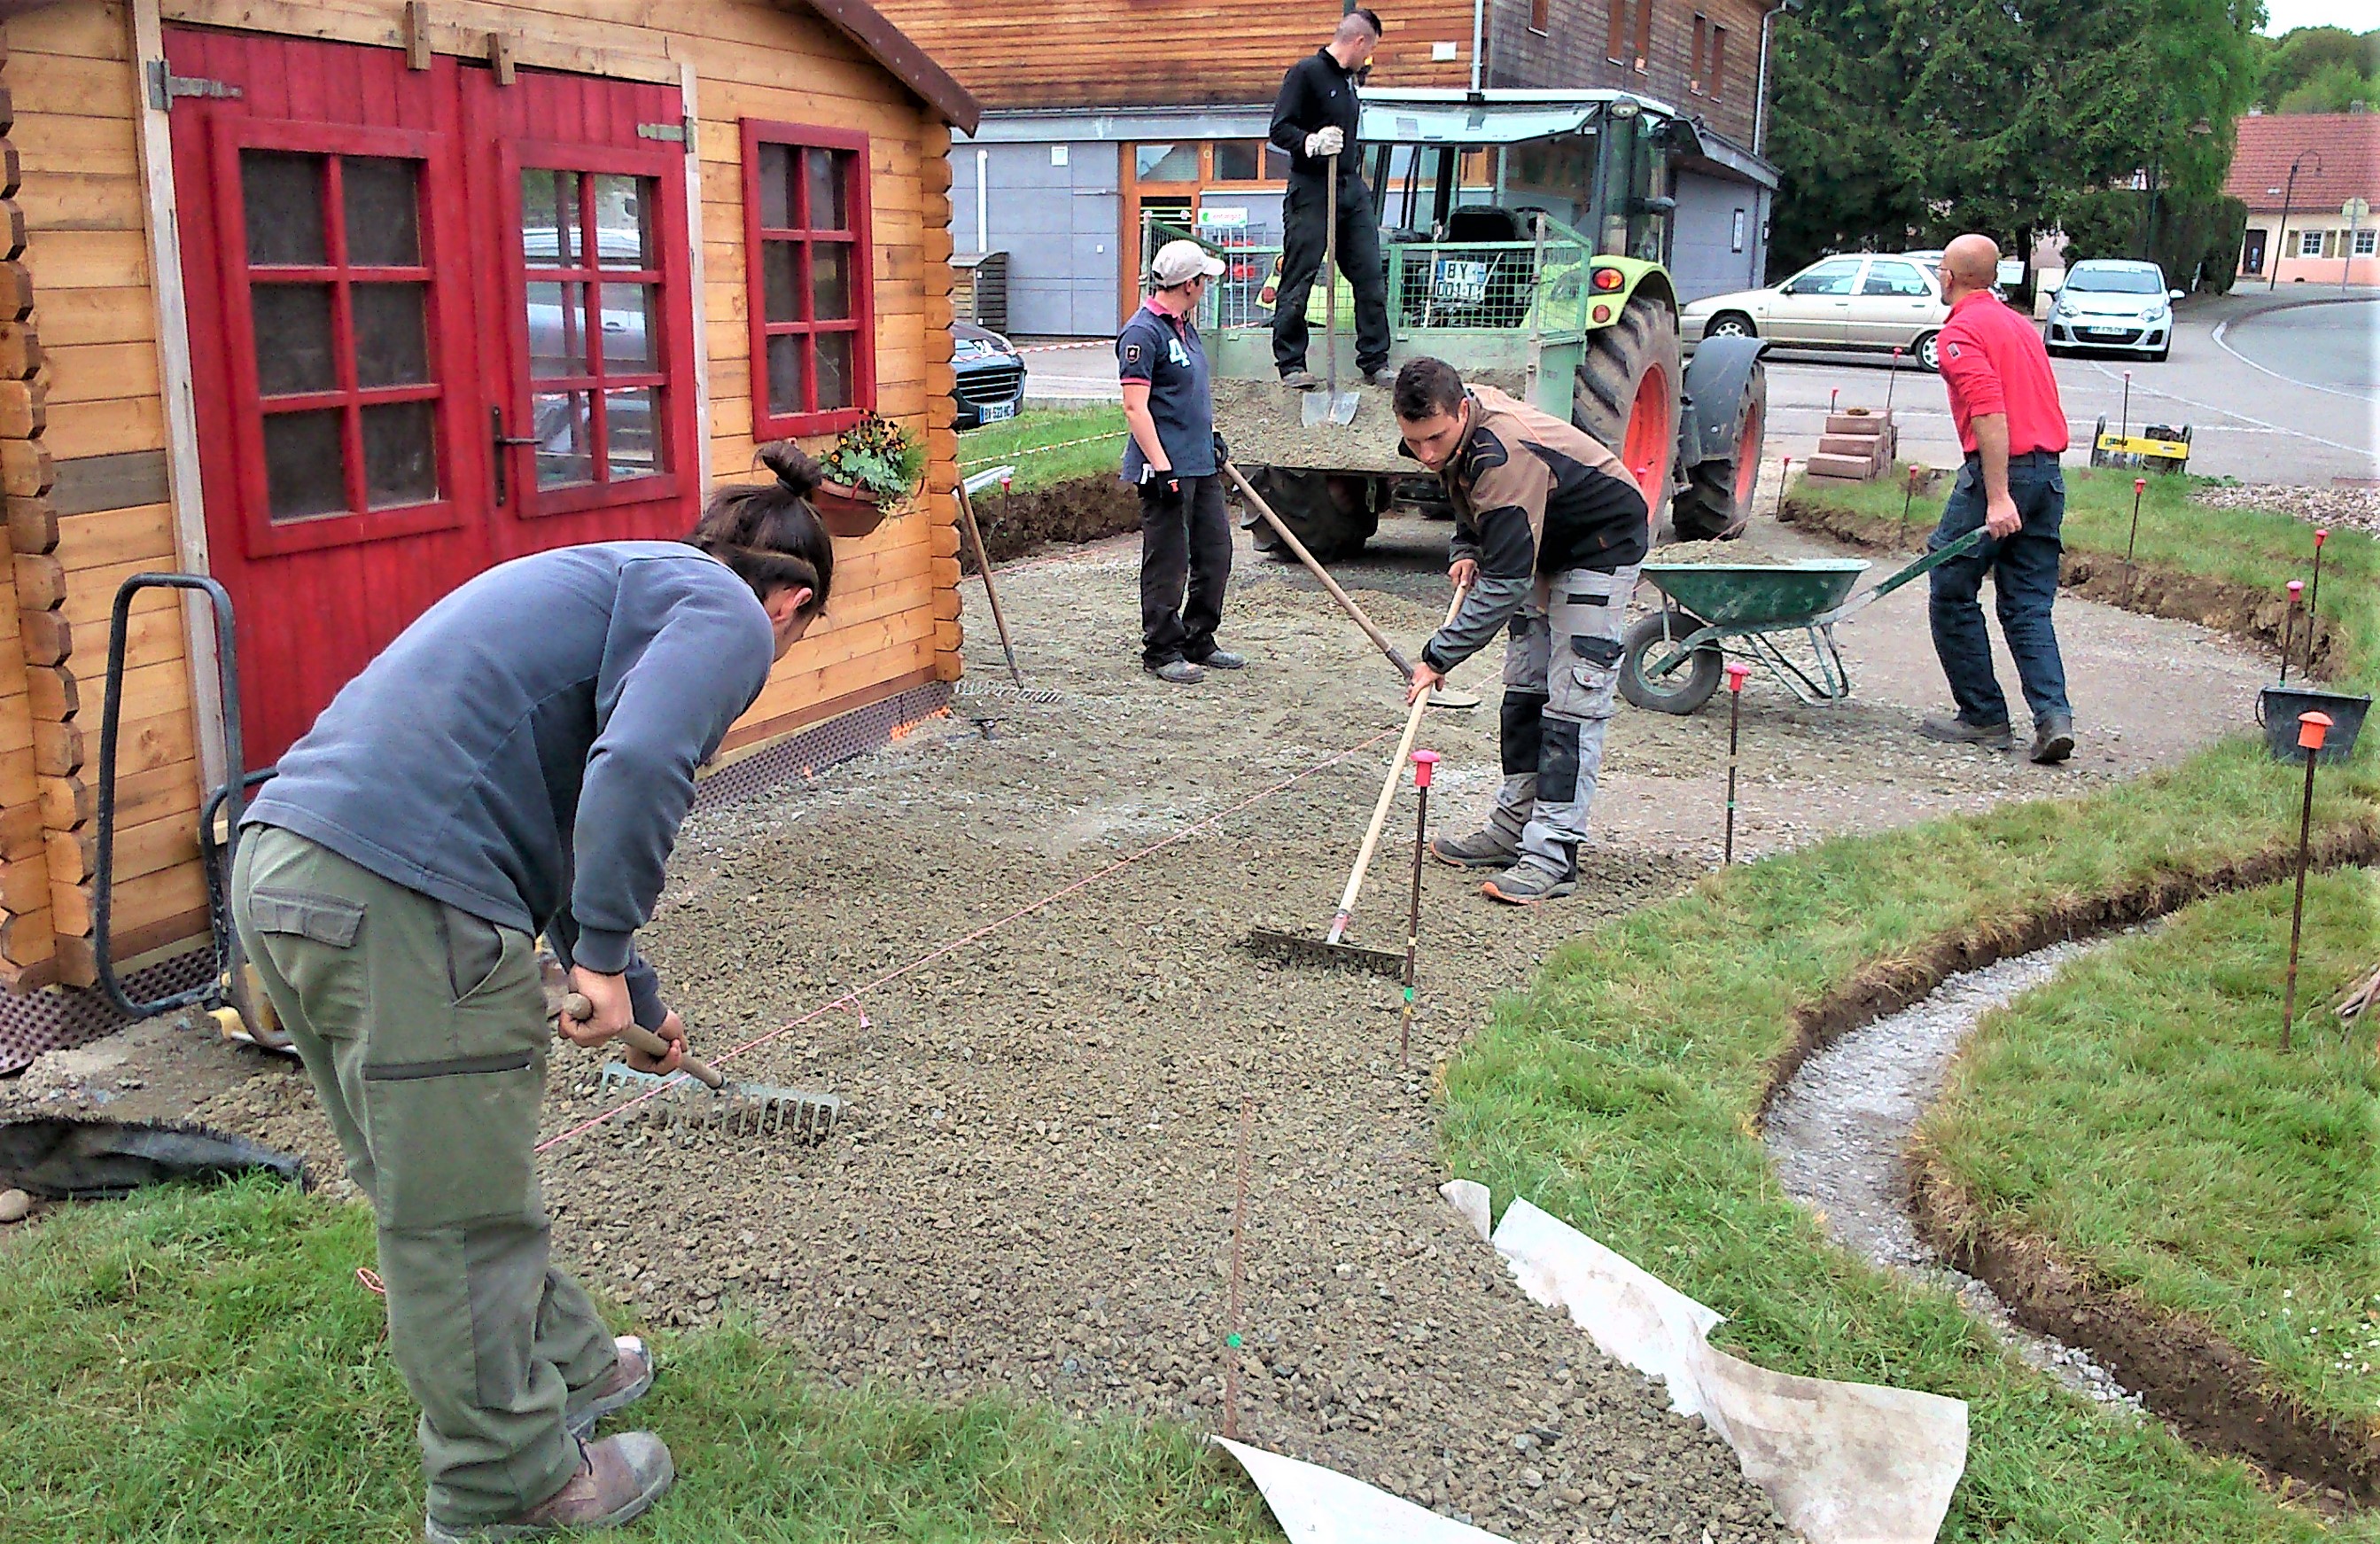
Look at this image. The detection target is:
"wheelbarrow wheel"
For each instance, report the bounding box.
[1621,610,1723,714]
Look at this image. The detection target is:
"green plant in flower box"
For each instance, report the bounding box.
[822,412,925,508]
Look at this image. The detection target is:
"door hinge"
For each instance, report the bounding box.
[146,59,243,110]
[636,117,695,149]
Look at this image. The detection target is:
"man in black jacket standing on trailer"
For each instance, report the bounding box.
[1269,9,1392,389]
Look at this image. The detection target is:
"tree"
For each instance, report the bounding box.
[1765,0,2262,279]
[2276,59,2380,113]
[2253,26,2380,111]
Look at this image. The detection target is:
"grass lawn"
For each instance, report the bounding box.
[1437,473,2380,1540]
[0,1181,1275,1544]
[958,408,1127,495]
[1917,871,2380,1430]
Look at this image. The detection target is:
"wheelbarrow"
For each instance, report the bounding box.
[1619,530,1985,715]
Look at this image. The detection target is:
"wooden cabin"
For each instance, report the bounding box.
[0,0,979,1068]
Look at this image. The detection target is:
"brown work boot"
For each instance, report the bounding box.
[567,1336,655,1439]
[423,1434,674,1541]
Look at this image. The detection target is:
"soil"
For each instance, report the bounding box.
[5,484,2298,1539]
[1210,371,1530,473]
[960,476,1140,573]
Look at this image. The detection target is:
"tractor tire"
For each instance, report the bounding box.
[1241,465,1381,561]
[1575,292,1684,542]
[1620,611,1723,715]
[1669,357,1766,542]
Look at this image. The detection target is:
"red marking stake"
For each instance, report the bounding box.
[2281,711,2333,1048]
[1724,662,1753,864]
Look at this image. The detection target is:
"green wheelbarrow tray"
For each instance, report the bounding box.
[1628,530,1987,714]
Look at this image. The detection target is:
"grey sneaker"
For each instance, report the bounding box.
[1192,648,1247,670]
[1147,659,1205,684]
[1482,855,1579,906]
[1360,366,1391,387]
[424,1434,674,1541]
[566,1337,654,1439]
[1279,369,1320,390]
[2031,712,2075,765]
[1430,829,1520,869]
[1917,714,2013,750]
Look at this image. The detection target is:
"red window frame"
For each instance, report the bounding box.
[742,119,876,440]
[492,138,693,520]
[209,116,469,558]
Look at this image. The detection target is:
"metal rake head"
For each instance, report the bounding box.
[595,1062,844,1142]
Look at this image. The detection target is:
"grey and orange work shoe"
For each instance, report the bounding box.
[424,1434,675,1541]
[2030,713,2076,766]
[1430,829,1521,869]
[1482,854,1579,906]
[1917,714,2014,750]
[567,1337,655,1439]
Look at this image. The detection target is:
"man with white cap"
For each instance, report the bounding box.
[1119,238,1248,683]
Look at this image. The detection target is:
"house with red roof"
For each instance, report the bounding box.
[2225,109,2380,287]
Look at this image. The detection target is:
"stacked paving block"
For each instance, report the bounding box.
[1804,409,1898,483]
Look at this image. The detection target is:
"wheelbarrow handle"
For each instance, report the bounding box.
[1822,526,1986,623]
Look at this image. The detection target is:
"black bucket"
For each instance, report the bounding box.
[2255,685,2371,764]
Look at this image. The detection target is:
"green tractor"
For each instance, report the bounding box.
[1191,90,1768,559]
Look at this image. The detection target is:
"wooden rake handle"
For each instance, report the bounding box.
[1221,459,1414,680]
[561,991,726,1089]
[1326,585,1470,945]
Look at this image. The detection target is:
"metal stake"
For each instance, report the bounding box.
[2119,370,2133,441]
[2279,581,2303,687]
[1901,464,1919,526]
[2122,476,2146,605]
[2306,528,2329,676]
[1221,1097,1254,1440]
[1400,750,1438,1071]
[2281,711,2333,1049]
[1723,662,1751,863]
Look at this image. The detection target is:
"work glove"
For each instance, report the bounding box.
[1138,463,1184,507]
[1211,430,1231,466]
[1304,126,1345,159]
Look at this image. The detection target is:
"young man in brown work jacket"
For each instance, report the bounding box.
[1394,356,1649,904]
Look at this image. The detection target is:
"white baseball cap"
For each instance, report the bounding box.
[1151,239,1226,286]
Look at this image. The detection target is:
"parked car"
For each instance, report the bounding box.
[1681,253,1951,370]
[953,323,1026,428]
[2043,260,2182,363]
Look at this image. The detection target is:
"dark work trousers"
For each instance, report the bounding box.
[1927,451,2073,729]
[1139,473,1233,667]
[1271,173,1392,378]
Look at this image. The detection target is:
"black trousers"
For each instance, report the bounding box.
[1272,175,1391,377]
[1139,473,1232,667]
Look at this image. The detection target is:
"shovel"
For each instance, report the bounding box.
[1299,154,1362,429]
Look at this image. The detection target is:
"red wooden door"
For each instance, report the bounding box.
[167,29,700,767]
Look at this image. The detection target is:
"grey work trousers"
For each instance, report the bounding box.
[1480,565,1637,869]
[231,824,618,1529]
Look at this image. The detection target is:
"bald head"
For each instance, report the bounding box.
[1941,233,2000,299]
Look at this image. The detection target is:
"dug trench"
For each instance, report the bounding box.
[111,503,2281,1538]
[1756,834,2380,1508]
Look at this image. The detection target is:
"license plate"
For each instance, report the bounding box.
[979,400,1017,423]
[2083,327,2130,339]
[1432,259,1490,306]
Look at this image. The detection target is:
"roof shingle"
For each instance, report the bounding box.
[2225,112,2380,213]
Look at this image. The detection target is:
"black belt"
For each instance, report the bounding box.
[1965,448,2060,466]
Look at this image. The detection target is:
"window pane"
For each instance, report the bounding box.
[758,143,796,230]
[812,244,852,321]
[353,283,430,386]
[763,242,801,323]
[243,151,325,267]
[362,400,438,508]
[1214,142,1260,182]
[1134,144,1197,182]
[807,149,850,230]
[766,333,806,416]
[815,330,853,410]
[532,390,594,488]
[251,283,338,396]
[604,386,660,480]
[1263,144,1292,180]
[343,158,421,267]
[594,175,649,269]
[522,168,578,267]
[600,284,657,370]
[262,409,348,521]
[527,281,588,378]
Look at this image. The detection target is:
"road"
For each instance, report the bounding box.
[1015,291,2380,486]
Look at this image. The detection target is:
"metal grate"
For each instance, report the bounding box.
[953,680,1069,706]
[691,680,953,811]
[0,948,214,1076]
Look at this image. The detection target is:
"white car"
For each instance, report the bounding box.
[1681,253,1951,370]
[2043,259,2182,363]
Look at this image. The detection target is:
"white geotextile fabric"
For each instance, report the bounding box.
[1448,1181,1970,1543]
[1213,1439,1517,1544]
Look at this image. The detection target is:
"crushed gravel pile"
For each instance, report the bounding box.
[1212,370,1529,472]
[2192,482,2380,539]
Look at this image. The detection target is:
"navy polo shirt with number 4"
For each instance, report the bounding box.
[1117,301,1216,483]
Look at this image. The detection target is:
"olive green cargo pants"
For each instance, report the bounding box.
[232,823,618,1528]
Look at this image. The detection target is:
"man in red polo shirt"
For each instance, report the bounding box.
[1920,232,2075,765]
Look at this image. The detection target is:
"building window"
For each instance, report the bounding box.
[518,168,675,498]
[743,120,875,439]
[1211,141,1288,183]
[1606,0,1628,63]
[1691,15,1707,92]
[1133,143,1202,183]
[1711,24,1727,97]
[1530,0,1550,30]
[2356,228,2376,256]
[1633,0,1655,71]
[2299,227,2326,258]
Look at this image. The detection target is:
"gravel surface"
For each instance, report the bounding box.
[1763,944,2144,1412]
[2192,481,2380,539]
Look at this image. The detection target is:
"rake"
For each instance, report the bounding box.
[565,994,844,1142]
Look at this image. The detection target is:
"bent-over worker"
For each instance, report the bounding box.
[1394,356,1648,905]
[1120,238,1248,683]
[1922,232,2075,764]
[1268,9,1392,388]
[231,445,836,1541]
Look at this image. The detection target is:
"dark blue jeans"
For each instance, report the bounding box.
[1926,452,2071,728]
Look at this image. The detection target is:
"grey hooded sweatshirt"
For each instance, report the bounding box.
[242,542,777,1028]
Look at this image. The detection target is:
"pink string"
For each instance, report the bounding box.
[534,724,1401,1153]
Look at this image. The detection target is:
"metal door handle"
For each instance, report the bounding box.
[490,406,538,506]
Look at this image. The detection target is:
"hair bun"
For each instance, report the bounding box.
[757,441,823,499]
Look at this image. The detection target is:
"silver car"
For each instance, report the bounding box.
[1681,253,1952,370]
[2043,260,2182,363]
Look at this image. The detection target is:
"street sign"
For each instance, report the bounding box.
[2346,198,2371,222]
[1996,257,2026,287]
